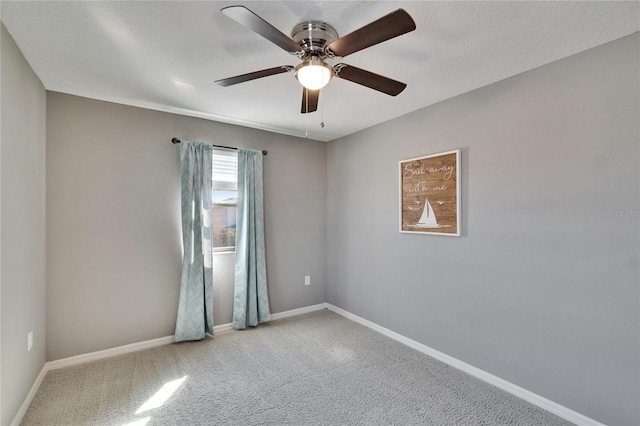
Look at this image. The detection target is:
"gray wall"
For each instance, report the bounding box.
[1,23,47,426]
[46,92,326,361]
[326,33,639,426]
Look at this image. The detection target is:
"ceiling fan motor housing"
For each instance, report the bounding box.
[291,21,339,59]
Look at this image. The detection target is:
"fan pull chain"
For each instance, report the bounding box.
[320,89,325,128]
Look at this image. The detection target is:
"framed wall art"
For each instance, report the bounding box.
[399,150,460,236]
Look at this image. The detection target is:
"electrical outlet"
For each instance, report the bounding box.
[305,275,311,286]
[28,330,33,351]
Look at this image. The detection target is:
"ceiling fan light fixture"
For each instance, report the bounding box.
[295,56,332,90]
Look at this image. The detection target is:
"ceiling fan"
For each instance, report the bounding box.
[214,6,416,114]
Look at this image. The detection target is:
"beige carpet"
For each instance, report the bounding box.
[22,309,574,425]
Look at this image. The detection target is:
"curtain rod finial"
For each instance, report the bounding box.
[172,138,181,144]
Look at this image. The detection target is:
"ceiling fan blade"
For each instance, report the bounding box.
[301,88,319,114]
[221,6,304,54]
[334,64,407,96]
[326,9,416,58]
[215,66,293,87]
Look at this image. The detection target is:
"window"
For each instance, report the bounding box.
[212,149,238,252]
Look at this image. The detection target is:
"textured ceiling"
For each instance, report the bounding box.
[2,1,638,141]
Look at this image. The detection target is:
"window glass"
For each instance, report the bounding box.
[212,149,237,251]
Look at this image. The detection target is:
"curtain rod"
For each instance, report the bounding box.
[172,138,267,156]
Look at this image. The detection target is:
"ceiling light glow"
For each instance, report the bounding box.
[295,57,332,90]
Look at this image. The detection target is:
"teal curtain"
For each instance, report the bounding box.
[175,141,214,342]
[233,148,270,329]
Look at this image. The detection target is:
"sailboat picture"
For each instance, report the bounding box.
[414,197,451,229]
[399,150,460,236]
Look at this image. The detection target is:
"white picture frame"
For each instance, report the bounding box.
[399,149,461,236]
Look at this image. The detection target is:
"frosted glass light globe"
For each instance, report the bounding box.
[295,57,332,90]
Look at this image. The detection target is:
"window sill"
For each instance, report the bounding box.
[213,250,236,255]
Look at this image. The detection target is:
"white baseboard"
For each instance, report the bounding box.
[46,335,175,371]
[270,302,328,321]
[212,322,234,334]
[10,303,328,426]
[12,302,600,426]
[325,303,604,426]
[10,366,47,426]
[46,303,328,372]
